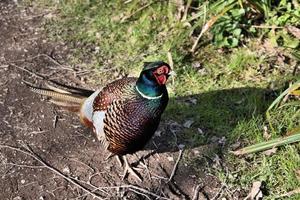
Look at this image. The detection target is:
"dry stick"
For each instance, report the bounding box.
[6,54,43,63]
[276,188,300,199]
[192,184,202,200]
[0,65,9,68]
[0,144,104,200]
[77,184,170,200]
[7,53,68,68]
[211,168,230,200]
[190,3,207,53]
[168,148,184,182]
[167,52,173,69]
[92,185,171,200]
[128,188,152,200]
[181,0,192,22]
[53,115,58,129]
[27,130,49,135]
[10,63,46,80]
[69,158,95,173]
[73,179,109,198]
[121,2,153,23]
[125,185,168,200]
[41,53,63,67]
[167,52,176,86]
[211,183,225,200]
[19,181,38,188]
[5,162,45,169]
[251,25,284,29]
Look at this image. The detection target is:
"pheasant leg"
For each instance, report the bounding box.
[120,155,142,182]
[135,156,152,180]
[115,155,123,167]
[104,152,123,167]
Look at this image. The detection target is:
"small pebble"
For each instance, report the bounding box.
[62,166,70,174]
[167,156,174,162]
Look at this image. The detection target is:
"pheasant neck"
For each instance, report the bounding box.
[136,74,164,99]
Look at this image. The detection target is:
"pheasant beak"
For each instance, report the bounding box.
[167,71,176,77]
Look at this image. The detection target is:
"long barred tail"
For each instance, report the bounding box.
[28,84,91,113]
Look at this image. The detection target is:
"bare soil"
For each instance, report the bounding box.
[0,2,222,200]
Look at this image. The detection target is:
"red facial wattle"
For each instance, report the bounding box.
[153,65,170,85]
[156,75,167,85]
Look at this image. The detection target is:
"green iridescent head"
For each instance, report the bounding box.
[141,61,171,86]
[136,61,171,97]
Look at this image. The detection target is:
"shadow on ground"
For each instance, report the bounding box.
[148,86,273,153]
[141,86,274,198]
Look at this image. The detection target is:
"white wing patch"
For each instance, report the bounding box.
[92,111,106,142]
[80,89,101,121]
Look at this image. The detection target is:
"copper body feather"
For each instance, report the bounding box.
[30,61,171,158]
[91,78,168,155]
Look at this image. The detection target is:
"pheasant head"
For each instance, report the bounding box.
[136,61,171,98]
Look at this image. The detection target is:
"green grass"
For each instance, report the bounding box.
[33,0,300,198]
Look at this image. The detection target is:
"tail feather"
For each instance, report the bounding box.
[30,87,85,104]
[45,83,72,94]
[28,83,92,113]
[49,100,82,113]
[45,80,94,97]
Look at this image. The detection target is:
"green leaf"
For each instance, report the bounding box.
[232,128,300,155]
[229,37,239,47]
[282,33,299,49]
[268,31,279,47]
[232,28,242,37]
[249,26,256,33]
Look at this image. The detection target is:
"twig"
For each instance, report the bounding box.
[190,3,208,53]
[211,184,225,200]
[0,64,9,68]
[27,130,49,135]
[151,174,169,180]
[69,158,95,173]
[128,188,151,200]
[19,181,38,188]
[0,144,104,200]
[10,63,46,79]
[121,2,153,23]
[168,148,184,182]
[181,0,192,21]
[6,54,43,63]
[42,53,63,66]
[167,52,173,69]
[73,179,109,199]
[192,184,202,200]
[5,162,45,169]
[190,2,236,52]
[275,188,300,199]
[6,53,68,68]
[251,25,284,29]
[77,184,170,200]
[122,185,170,200]
[53,115,58,128]
[93,185,171,200]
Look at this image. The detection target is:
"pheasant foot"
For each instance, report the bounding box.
[120,155,142,182]
[137,157,152,180]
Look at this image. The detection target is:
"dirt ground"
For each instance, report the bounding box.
[0,2,224,200]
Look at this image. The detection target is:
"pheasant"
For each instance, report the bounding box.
[30,61,172,181]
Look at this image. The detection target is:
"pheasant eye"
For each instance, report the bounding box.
[156,68,163,74]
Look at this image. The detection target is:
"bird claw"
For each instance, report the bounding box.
[122,164,142,182]
[105,152,115,161]
[121,156,142,182]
